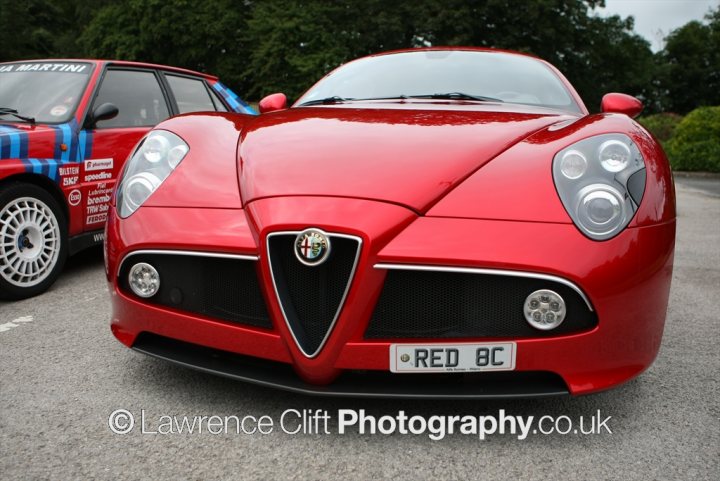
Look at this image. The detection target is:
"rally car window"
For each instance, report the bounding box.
[93,69,170,128]
[0,62,92,124]
[208,87,228,112]
[166,75,216,113]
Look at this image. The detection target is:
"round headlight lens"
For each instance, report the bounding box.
[124,172,162,211]
[560,150,587,179]
[142,135,171,163]
[598,139,631,172]
[576,184,625,237]
[167,144,189,169]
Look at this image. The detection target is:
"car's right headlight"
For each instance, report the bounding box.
[552,133,646,240]
[116,130,189,218]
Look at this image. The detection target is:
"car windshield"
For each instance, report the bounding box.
[296,50,581,113]
[0,62,93,124]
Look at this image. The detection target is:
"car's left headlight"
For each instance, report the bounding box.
[552,133,646,240]
[117,130,189,218]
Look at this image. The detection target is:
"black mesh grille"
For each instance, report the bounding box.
[366,269,596,339]
[268,234,360,355]
[119,253,271,329]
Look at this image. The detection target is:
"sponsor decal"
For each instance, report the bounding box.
[86,183,113,215]
[86,203,109,215]
[68,189,81,206]
[0,63,89,74]
[50,105,68,117]
[93,232,105,243]
[85,171,112,182]
[59,166,79,176]
[84,158,113,172]
[62,176,78,186]
[86,213,107,224]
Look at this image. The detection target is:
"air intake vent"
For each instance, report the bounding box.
[118,252,271,329]
[267,232,361,357]
[366,267,596,339]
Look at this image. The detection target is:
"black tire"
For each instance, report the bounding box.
[0,182,68,300]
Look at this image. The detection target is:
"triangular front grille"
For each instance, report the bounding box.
[267,232,361,357]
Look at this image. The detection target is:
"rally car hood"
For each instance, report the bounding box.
[0,122,61,159]
[238,103,575,213]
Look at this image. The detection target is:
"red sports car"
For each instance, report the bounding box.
[106,48,675,398]
[0,59,254,299]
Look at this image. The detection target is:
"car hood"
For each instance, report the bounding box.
[238,103,574,213]
[0,122,62,159]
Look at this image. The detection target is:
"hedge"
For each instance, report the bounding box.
[638,113,683,143]
[665,106,720,172]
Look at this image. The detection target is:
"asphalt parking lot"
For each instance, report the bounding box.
[1,177,718,480]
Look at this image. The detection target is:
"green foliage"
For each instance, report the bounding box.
[666,107,720,172]
[2,0,719,116]
[657,10,720,114]
[638,113,683,143]
[241,0,653,106]
[78,0,252,92]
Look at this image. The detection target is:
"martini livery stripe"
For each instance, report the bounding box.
[212,82,257,115]
[1,121,93,182]
[0,125,29,159]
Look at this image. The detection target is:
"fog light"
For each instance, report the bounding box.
[524,289,566,330]
[128,262,160,298]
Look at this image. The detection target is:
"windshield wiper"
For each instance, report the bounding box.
[298,92,503,107]
[0,107,36,124]
[298,96,354,106]
[407,92,503,102]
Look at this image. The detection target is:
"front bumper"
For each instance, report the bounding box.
[107,198,675,397]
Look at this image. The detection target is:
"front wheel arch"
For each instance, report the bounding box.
[0,173,69,222]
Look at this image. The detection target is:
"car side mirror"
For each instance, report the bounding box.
[87,102,119,128]
[600,93,643,118]
[259,93,288,113]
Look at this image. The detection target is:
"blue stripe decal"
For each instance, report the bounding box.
[45,158,58,181]
[28,158,43,174]
[0,122,76,183]
[19,129,28,158]
[7,130,20,158]
[85,130,93,159]
[0,125,30,159]
[67,120,79,162]
[0,127,8,157]
[60,123,72,163]
[75,129,93,161]
[77,130,87,161]
[53,127,63,159]
[212,82,257,115]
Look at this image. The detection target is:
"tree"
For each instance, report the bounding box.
[242,0,654,109]
[657,7,720,113]
[78,0,252,93]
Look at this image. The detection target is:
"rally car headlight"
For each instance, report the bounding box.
[117,130,189,218]
[553,133,646,241]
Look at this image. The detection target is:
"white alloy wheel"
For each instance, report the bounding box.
[0,196,62,287]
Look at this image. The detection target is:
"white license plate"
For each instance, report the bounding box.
[390,342,516,373]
